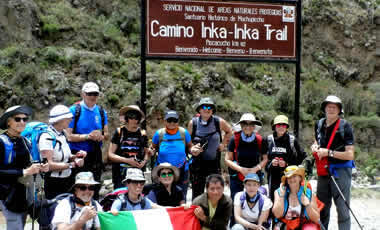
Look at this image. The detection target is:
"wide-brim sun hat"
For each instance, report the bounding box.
[82,82,100,93]
[243,173,261,184]
[0,105,32,130]
[49,105,73,124]
[196,97,216,113]
[122,168,146,184]
[321,95,343,115]
[119,105,145,122]
[281,165,305,184]
[152,162,180,183]
[237,113,263,127]
[72,171,100,188]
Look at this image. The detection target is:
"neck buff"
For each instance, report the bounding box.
[241,132,256,142]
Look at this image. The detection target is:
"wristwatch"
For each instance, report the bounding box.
[328,149,334,158]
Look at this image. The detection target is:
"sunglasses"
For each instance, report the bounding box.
[160,172,173,178]
[77,185,96,191]
[276,124,288,128]
[86,92,99,97]
[130,181,145,186]
[13,117,29,122]
[201,105,213,110]
[126,113,141,120]
[166,118,178,123]
[241,122,255,127]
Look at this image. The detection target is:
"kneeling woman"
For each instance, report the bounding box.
[232,173,272,230]
[272,165,320,230]
[147,163,185,206]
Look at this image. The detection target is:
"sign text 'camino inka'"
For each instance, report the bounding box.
[146,0,297,59]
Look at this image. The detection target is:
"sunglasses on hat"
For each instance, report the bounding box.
[86,92,99,97]
[13,116,29,122]
[77,185,96,191]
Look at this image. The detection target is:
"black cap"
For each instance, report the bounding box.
[164,110,179,120]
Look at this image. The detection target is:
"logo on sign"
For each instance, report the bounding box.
[282,6,295,22]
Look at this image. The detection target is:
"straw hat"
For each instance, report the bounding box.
[281,165,305,184]
[151,162,180,183]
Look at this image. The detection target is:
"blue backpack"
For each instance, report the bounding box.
[21,122,60,162]
[0,134,16,165]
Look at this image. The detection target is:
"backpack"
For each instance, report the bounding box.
[120,192,146,211]
[32,193,98,230]
[21,122,61,162]
[232,131,263,181]
[100,187,128,212]
[239,192,265,218]
[73,103,105,134]
[0,134,16,165]
[267,133,297,158]
[191,115,222,142]
[316,118,346,145]
[157,127,187,148]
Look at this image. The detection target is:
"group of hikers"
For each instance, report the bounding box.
[0,81,355,230]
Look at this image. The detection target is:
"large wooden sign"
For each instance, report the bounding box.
[146,0,297,59]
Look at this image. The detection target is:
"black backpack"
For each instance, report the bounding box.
[30,193,97,230]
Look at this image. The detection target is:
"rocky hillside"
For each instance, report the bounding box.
[0,0,379,180]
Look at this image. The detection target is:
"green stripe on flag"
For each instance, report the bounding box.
[98,211,138,230]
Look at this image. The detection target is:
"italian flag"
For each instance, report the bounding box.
[98,206,201,230]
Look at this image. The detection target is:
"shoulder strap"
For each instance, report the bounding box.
[99,105,105,133]
[256,133,262,152]
[120,194,127,211]
[69,196,77,219]
[316,118,325,145]
[178,127,187,147]
[268,134,275,148]
[141,197,146,209]
[191,117,197,140]
[258,193,264,218]
[0,134,15,165]
[233,132,241,161]
[73,104,81,134]
[158,128,166,148]
[239,192,246,208]
[213,116,222,142]
[338,119,345,140]
[326,119,341,149]
[288,134,297,157]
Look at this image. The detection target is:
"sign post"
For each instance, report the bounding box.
[141,0,302,136]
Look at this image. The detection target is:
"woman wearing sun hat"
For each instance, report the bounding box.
[0,105,49,230]
[39,104,86,199]
[272,165,321,230]
[147,162,185,207]
[51,171,102,230]
[107,105,151,189]
[266,115,306,202]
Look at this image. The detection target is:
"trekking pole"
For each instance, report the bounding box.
[330,175,364,230]
[32,174,36,230]
[318,220,327,230]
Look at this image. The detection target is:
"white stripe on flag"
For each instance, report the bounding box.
[132,209,174,230]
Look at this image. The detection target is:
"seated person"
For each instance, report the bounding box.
[192,174,233,230]
[111,168,159,214]
[232,173,272,230]
[272,165,321,230]
[52,172,102,230]
[147,162,185,207]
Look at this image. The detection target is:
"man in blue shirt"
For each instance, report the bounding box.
[151,110,192,196]
[66,82,109,198]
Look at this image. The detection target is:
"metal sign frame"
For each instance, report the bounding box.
[141,0,302,137]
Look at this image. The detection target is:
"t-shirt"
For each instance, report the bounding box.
[227,134,267,168]
[68,102,108,152]
[52,198,102,230]
[147,183,184,207]
[111,127,148,167]
[314,118,354,164]
[39,126,72,178]
[233,191,272,223]
[152,128,191,168]
[111,194,153,211]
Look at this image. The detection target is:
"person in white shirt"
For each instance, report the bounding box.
[39,105,86,199]
[52,171,102,230]
[232,173,272,230]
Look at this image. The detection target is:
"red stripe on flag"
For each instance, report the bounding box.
[166,206,202,230]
